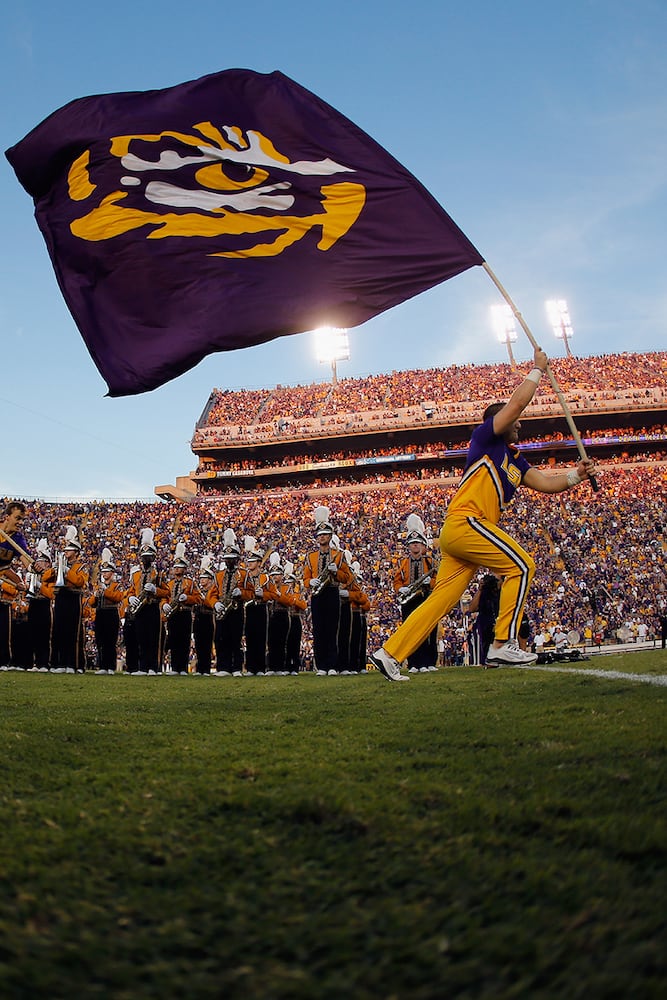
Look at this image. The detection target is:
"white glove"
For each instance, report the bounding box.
[339,589,349,598]
[144,582,156,594]
[327,562,338,574]
[128,595,140,608]
[163,603,172,616]
[232,587,242,597]
[309,579,318,588]
[399,586,410,595]
[422,576,431,586]
[255,587,264,598]
[178,592,187,602]
[214,601,224,614]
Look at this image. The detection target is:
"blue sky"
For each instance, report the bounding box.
[2,0,665,500]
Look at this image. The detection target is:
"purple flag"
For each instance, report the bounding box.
[6,69,484,396]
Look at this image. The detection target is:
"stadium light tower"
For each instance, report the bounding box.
[313,326,350,385]
[546,299,574,358]
[491,303,518,369]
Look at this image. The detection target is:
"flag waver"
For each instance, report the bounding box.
[6,69,483,396]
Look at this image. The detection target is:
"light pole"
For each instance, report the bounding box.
[312,327,350,385]
[491,303,518,368]
[546,299,574,358]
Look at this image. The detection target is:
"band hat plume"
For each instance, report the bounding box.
[243,535,263,559]
[100,546,116,571]
[283,560,296,581]
[35,538,52,562]
[63,525,81,551]
[330,534,342,551]
[172,541,188,568]
[352,560,363,579]
[199,553,215,579]
[268,551,283,576]
[405,513,427,546]
[139,527,157,554]
[222,527,240,558]
[314,505,334,536]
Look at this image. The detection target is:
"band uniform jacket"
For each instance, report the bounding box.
[393,554,436,598]
[161,575,202,615]
[239,569,270,605]
[302,547,354,592]
[129,566,170,604]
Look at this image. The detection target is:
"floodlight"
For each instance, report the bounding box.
[312,327,350,384]
[490,304,517,367]
[546,299,574,357]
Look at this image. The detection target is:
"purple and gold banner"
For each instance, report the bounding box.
[7,69,483,396]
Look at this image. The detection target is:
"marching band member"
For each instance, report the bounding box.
[162,542,201,674]
[51,526,89,673]
[0,575,19,667]
[92,548,124,673]
[26,539,55,670]
[10,584,31,669]
[193,554,215,675]
[284,561,306,675]
[349,560,371,674]
[392,514,437,673]
[121,564,140,673]
[208,528,244,675]
[127,529,169,675]
[239,536,269,675]
[265,553,292,675]
[303,507,354,676]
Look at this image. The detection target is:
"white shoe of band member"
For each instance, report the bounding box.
[486,640,538,666]
[369,648,409,682]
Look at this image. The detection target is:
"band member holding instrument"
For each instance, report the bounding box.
[162,542,201,674]
[393,514,437,674]
[239,536,269,676]
[51,526,89,673]
[193,555,216,675]
[371,346,596,681]
[265,553,293,675]
[348,560,371,674]
[92,547,124,673]
[303,507,354,676]
[283,560,306,675]
[127,528,169,675]
[208,528,244,675]
[121,566,141,674]
[26,539,55,670]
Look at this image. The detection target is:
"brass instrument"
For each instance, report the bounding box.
[310,559,336,596]
[164,580,183,619]
[215,570,238,620]
[397,568,435,605]
[55,552,68,589]
[129,567,152,618]
[26,570,40,598]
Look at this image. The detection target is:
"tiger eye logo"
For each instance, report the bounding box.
[67,122,366,258]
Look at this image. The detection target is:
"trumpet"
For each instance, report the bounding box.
[397,569,434,605]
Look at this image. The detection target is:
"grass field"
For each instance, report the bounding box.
[1,651,666,999]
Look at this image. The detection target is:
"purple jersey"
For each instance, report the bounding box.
[0,531,29,572]
[449,417,531,523]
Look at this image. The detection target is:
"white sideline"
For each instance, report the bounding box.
[514,664,667,687]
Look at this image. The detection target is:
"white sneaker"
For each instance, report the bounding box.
[369,648,409,682]
[486,640,538,666]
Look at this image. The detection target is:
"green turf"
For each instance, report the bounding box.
[1,651,666,999]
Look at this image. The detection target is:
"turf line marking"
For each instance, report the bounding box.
[512,665,667,687]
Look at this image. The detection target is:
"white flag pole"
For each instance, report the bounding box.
[482,262,598,491]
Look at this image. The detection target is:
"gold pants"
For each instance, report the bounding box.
[384,514,535,663]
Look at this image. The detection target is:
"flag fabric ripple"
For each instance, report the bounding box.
[6,69,484,396]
